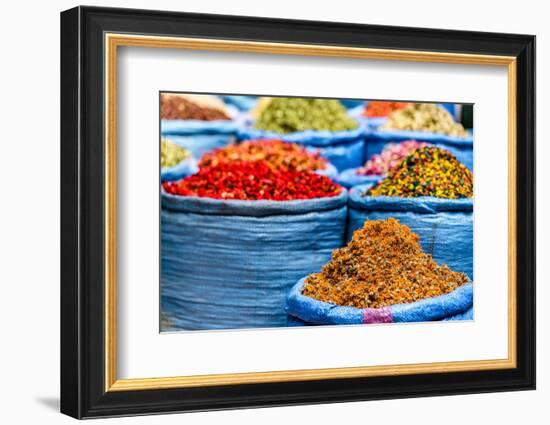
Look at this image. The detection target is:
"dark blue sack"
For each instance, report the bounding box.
[347,185,473,279]
[161,190,348,330]
[161,158,199,182]
[286,277,473,325]
[335,167,383,189]
[364,129,473,170]
[238,123,367,172]
[161,119,240,158]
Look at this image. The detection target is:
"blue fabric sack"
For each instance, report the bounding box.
[364,129,473,170]
[285,277,473,325]
[238,123,367,172]
[221,95,258,111]
[161,119,240,158]
[161,190,348,331]
[347,185,473,279]
[161,157,199,182]
[335,167,383,189]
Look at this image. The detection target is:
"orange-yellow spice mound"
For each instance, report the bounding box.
[302,218,470,308]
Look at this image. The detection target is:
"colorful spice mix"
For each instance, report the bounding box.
[381,103,469,137]
[162,161,342,201]
[161,139,191,168]
[366,147,473,199]
[363,101,410,118]
[302,218,469,309]
[357,140,429,176]
[254,97,358,134]
[199,139,328,172]
[160,94,230,121]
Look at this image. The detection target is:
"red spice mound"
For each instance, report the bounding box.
[200,139,328,172]
[161,95,230,121]
[162,161,342,201]
[363,101,410,118]
[302,218,469,308]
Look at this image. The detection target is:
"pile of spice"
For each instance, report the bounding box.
[161,139,191,168]
[357,140,429,176]
[199,139,328,172]
[161,94,230,121]
[381,103,468,137]
[163,161,342,201]
[366,146,473,199]
[363,101,410,118]
[254,98,358,134]
[302,218,469,308]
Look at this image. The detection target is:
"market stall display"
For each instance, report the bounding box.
[286,218,473,325]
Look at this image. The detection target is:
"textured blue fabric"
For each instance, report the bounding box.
[364,129,473,170]
[347,185,473,279]
[160,158,198,182]
[315,163,339,180]
[161,190,348,330]
[340,99,365,109]
[285,278,473,325]
[335,168,383,189]
[221,95,258,111]
[285,278,364,325]
[238,123,367,171]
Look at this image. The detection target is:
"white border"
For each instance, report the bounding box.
[116,47,508,379]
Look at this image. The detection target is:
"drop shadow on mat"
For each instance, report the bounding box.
[35,396,59,411]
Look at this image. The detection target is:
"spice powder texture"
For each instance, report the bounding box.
[302,218,470,309]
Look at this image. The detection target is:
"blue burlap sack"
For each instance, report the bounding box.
[364,129,473,170]
[161,120,240,158]
[221,95,258,111]
[286,277,473,325]
[238,123,367,172]
[161,190,348,330]
[335,168,383,189]
[347,185,473,279]
[160,157,198,182]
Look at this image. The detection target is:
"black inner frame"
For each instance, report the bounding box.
[61,6,535,419]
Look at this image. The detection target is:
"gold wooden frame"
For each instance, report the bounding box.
[104,33,517,392]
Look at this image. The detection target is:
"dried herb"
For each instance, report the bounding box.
[254,97,358,134]
[161,139,191,168]
[303,218,469,308]
[357,140,429,176]
[161,94,230,121]
[366,147,473,199]
[199,139,328,172]
[163,161,342,201]
[381,103,468,137]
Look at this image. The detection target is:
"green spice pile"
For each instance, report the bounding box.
[381,103,468,137]
[161,94,230,121]
[366,147,473,199]
[254,98,358,134]
[161,139,191,168]
[302,218,469,308]
[199,139,328,172]
[163,161,342,201]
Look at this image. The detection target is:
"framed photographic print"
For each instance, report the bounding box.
[60,6,536,419]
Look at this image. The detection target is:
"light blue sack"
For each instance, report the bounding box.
[221,95,258,111]
[335,167,383,189]
[238,123,367,172]
[285,277,473,325]
[161,119,240,158]
[161,190,348,331]
[364,129,473,171]
[347,185,473,279]
[161,157,199,182]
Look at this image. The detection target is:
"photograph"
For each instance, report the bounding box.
[159,94,474,331]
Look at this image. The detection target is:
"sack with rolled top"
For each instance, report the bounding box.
[365,103,473,170]
[221,95,258,111]
[285,217,473,325]
[160,93,240,158]
[160,162,348,330]
[238,97,367,172]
